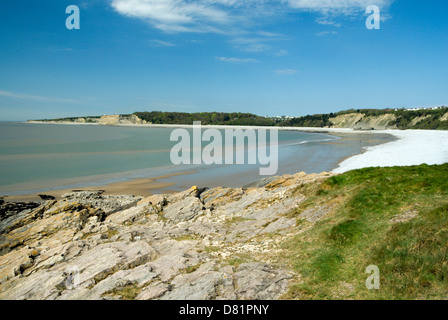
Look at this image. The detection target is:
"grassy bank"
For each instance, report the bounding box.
[281,164,448,300]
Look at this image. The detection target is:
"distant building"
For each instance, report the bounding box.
[266,115,295,119]
[404,106,445,111]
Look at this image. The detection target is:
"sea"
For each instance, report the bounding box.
[0,122,394,196]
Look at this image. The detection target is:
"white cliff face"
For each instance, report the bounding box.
[98,114,147,125]
[99,115,121,125]
[0,172,332,300]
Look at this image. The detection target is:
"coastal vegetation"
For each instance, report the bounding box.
[134,111,276,126]
[33,115,102,123]
[281,164,448,299]
[31,106,448,130]
[281,107,448,130]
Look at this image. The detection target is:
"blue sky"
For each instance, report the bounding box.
[0,0,447,121]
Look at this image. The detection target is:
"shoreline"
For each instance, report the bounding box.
[6,122,448,202]
[333,129,448,173]
[26,120,358,133]
[2,171,195,203]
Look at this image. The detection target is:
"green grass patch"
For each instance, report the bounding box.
[223,253,254,267]
[281,164,448,300]
[311,248,345,281]
[328,220,366,245]
[174,234,200,241]
[369,203,448,299]
[181,263,203,274]
[103,283,141,300]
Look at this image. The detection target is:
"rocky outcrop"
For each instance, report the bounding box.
[60,191,142,214]
[441,112,448,122]
[119,114,147,125]
[352,113,397,130]
[0,200,41,222]
[330,113,365,129]
[99,115,120,125]
[0,172,332,300]
[329,113,397,130]
[98,115,147,125]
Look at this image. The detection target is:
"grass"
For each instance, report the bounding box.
[181,263,203,274]
[204,246,221,253]
[223,253,254,267]
[103,283,141,300]
[225,216,252,225]
[281,164,448,300]
[174,234,200,241]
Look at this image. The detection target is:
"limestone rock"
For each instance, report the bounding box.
[160,272,222,300]
[163,197,204,222]
[234,263,293,300]
[99,115,120,125]
[61,191,142,214]
[0,171,334,300]
[136,281,170,300]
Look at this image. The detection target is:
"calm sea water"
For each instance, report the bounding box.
[0,122,393,195]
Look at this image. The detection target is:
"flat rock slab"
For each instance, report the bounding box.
[0,172,334,300]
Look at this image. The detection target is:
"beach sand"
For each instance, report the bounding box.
[3,171,195,202]
[333,129,448,173]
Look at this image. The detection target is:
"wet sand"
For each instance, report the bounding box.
[3,171,195,202]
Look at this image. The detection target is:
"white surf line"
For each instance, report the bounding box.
[332,129,448,173]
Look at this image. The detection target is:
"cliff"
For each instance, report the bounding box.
[330,113,398,130]
[282,107,448,130]
[29,107,448,130]
[98,114,147,125]
[29,114,147,125]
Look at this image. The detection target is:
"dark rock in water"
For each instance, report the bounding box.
[61,190,143,214]
[38,195,56,201]
[70,190,105,197]
[0,201,41,221]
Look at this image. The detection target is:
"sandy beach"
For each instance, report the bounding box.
[333,129,448,173]
[3,171,194,203]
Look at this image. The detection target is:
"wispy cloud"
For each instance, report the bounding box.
[315,17,341,27]
[150,39,176,47]
[232,37,272,53]
[275,69,299,75]
[109,0,393,63]
[0,90,78,103]
[216,56,260,63]
[274,49,289,57]
[285,0,392,15]
[111,0,231,33]
[231,35,289,57]
[110,1,394,34]
[316,30,338,36]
